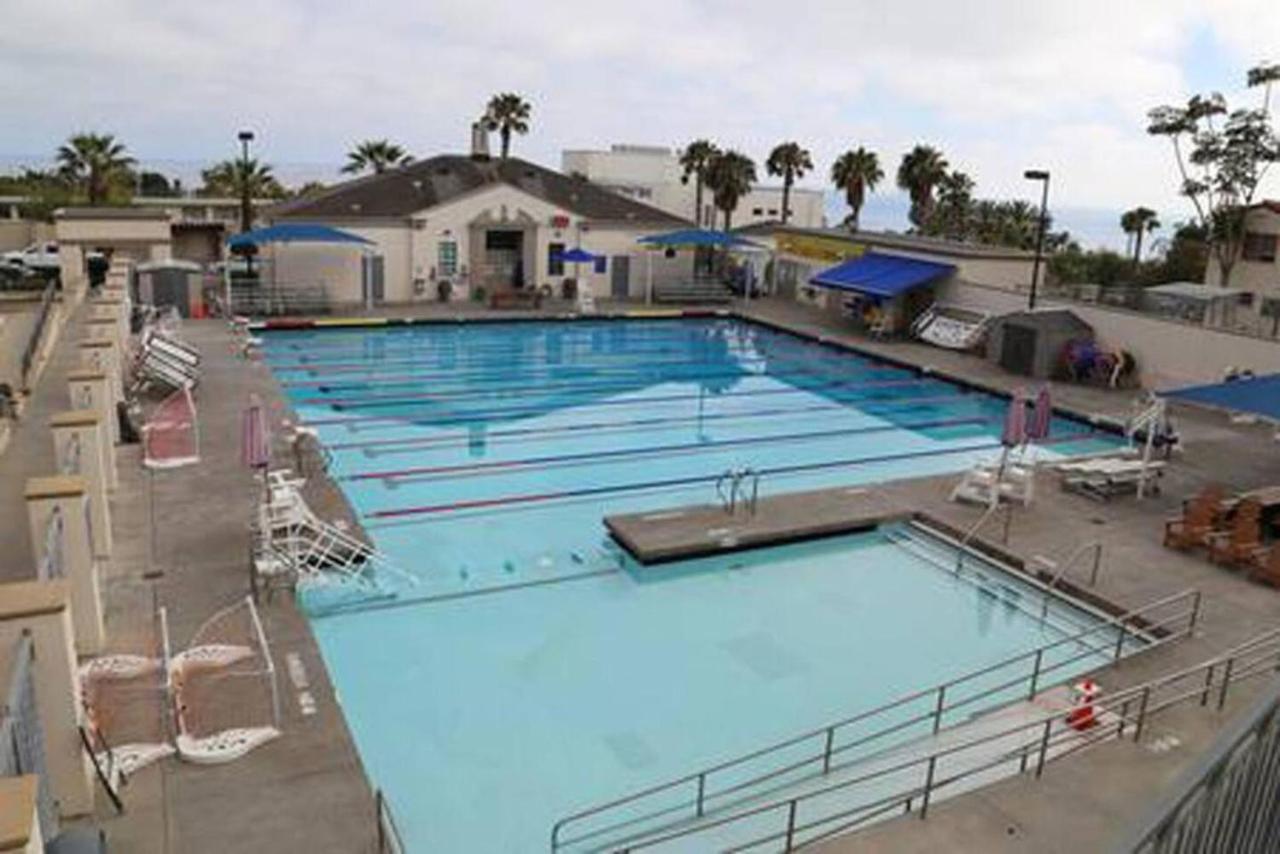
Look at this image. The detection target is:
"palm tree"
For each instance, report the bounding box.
[679,140,719,227]
[931,171,975,239]
[704,150,757,232]
[56,133,135,205]
[765,142,813,225]
[896,145,949,227]
[483,93,532,159]
[199,158,286,204]
[830,147,882,231]
[1126,207,1160,264]
[342,140,412,175]
[1120,209,1139,258]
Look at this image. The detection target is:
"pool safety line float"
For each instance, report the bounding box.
[1066,678,1100,732]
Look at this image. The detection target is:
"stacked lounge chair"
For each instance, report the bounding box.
[132,328,200,394]
[1055,454,1164,501]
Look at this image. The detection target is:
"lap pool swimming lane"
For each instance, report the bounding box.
[261,318,1123,852]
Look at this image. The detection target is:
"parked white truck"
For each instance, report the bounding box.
[2,241,60,271]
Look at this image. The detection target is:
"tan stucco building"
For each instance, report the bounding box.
[267,154,693,305]
[1204,201,1280,333]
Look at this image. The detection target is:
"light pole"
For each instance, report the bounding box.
[1024,169,1050,310]
[237,130,255,234]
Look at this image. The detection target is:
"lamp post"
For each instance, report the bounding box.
[237,130,255,234]
[1023,169,1050,310]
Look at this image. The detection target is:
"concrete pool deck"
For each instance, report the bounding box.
[1,295,1278,852]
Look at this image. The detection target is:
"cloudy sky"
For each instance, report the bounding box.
[2,0,1279,245]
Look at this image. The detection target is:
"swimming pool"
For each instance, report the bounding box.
[262,317,1125,850]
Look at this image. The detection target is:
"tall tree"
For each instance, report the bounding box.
[704,150,757,232]
[1147,62,1280,287]
[483,93,532,159]
[678,140,719,227]
[56,133,135,205]
[764,142,813,225]
[198,158,286,206]
[830,147,883,231]
[1121,206,1160,263]
[930,170,975,239]
[1249,62,1280,115]
[342,140,412,175]
[896,145,949,227]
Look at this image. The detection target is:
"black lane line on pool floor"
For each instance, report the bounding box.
[340,416,995,482]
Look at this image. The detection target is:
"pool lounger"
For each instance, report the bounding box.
[1064,463,1165,501]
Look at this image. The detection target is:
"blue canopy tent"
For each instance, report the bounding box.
[224,223,375,313]
[1163,373,1280,422]
[636,229,766,304]
[550,248,601,299]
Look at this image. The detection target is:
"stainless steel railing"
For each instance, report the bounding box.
[549,588,1201,852]
[376,789,407,854]
[612,628,1280,853]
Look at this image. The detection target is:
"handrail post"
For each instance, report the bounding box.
[1034,718,1052,778]
[1113,621,1128,660]
[1117,699,1130,738]
[1188,590,1202,635]
[920,756,938,818]
[1089,544,1101,586]
[822,726,835,774]
[933,685,947,734]
[783,800,798,852]
[1133,686,1152,742]
[1199,664,1215,706]
[1027,649,1044,700]
[695,772,706,818]
[1216,657,1235,711]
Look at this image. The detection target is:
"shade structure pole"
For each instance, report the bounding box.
[646,251,653,305]
[223,254,232,317]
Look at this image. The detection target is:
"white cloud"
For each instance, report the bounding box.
[1,0,1278,231]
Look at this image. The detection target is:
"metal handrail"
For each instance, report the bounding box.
[612,628,1280,853]
[19,282,56,390]
[1041,541,1104,590]
[956,500,1007,572]
[548,588,1201,851]
[376,789,407,854]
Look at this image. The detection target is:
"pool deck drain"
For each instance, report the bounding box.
[605,485,909,563]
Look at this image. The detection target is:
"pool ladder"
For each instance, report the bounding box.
[716,467,760,516]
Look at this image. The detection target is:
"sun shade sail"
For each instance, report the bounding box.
[810,252,955,299]
[227,223,373,248]
[637,228,762,248]
[1163,373,1280,421]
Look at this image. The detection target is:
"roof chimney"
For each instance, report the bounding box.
[470,121,490,160]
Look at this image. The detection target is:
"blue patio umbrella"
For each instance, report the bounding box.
[551,248,600,290]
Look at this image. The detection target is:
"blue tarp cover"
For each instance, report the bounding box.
[1163,373,1280,421]
[227,223,373,248]
[810,251,955,299]
[637,228,762,248]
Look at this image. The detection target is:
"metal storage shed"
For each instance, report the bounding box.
[985,309,1093,379]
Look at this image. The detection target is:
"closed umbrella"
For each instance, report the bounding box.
[1027,386,1052,443]
[992,392,1027,506]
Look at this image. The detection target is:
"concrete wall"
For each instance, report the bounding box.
[0,221,55,253]
[940,278,1280,388]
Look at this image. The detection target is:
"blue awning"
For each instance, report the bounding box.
[1163,373,1280,421]
[637,228,762,248]
[227,223,373,249]
[810,252,955,299]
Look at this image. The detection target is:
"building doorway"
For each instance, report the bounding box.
[484,230,525,292]
[610,256,630,299]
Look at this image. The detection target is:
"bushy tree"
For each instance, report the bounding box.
[1146,62,1280,286]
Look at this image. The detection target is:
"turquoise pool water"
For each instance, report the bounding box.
[262,318,1123,851]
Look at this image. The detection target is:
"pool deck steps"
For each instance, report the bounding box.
[604,485,909,564]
